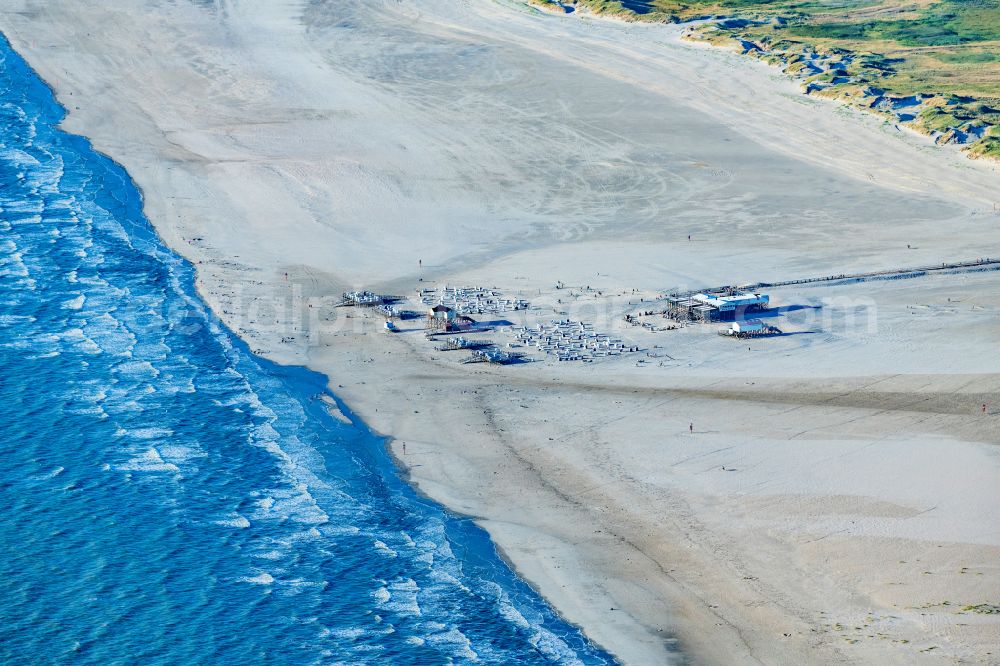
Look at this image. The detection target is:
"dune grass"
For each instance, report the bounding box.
[550,1,999,97]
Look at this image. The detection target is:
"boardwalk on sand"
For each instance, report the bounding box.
[672,257,1000,299]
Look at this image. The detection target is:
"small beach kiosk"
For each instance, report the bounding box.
[719,319,780,338]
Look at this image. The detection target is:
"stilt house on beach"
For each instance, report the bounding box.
[667,292,769,322]
[429,304,456,324]
[429,304,478,332]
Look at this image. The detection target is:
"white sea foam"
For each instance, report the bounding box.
[379,578,421,616]
[157,445,205,463]
[122,426,174,441]
[373,540,397,558]
[427,568,470,595]
[5,203,43,217]
[496,597,531,631]
[426,627,478,661]
[254,422,281,442]
[25,349,60,359]
[82,313,136,356]
[131,339,171,361]
[117,447,181,473]
[215,513,251,529]
[100,385,155,415]
[254,483,330,526]
[326,627,368,641]
[114,360,160,381]
[252,550,285,561]
[59,327,99,354]
[63,400,108,419]
[0,309,36,323]
[0,249,29,278]
[242,572,275,585]
[281,578,327,593]
[0,147,40,167]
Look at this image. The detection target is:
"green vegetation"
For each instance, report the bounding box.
[789,1,1000,46]
[533,0,999,159]
[962,603,1000,614]
[933,50,1000,63]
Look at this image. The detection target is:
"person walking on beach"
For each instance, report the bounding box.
[689,422,693,434]
[984,403,989,415]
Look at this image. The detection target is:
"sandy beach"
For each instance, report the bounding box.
[3,0,998,662]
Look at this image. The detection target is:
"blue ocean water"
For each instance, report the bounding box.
[0,37,614,665]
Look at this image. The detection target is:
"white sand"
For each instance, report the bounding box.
[3,1,998,663]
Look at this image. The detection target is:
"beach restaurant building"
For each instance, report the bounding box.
[667,292,769,322]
